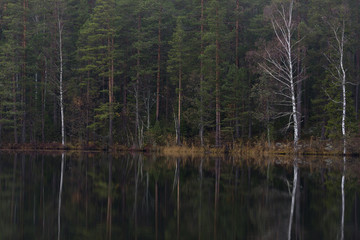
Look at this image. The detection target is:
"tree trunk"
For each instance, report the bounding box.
[58,8,65,146]
[199,0,204,146]
[156,7,162,122]
[235,0,240,140]
[339,21,346,155]
[41,58,47,143]
[13,75,18,144]
[135,15,141,147]
[286,0,298,148]
[215,4,221,147]
[108,35,114,147]
[21,0,27,144]
[177,60,182,146]
[355,50,359,121]
[296,28,302,139]
[261,0,300,150]
[122,75,127,129]
[86,71,90,144]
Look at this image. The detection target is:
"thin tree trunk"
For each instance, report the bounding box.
[261,0,300,150]
[296,28,302,139]
[287,2,299,149]
[356,0,360,122]
[215,5,221,147]
[21,0,28,144]
[177,59,182,145]
[13,75,18,144]
[199,0,204,146]
[41,57,47,143]
[135,15,141,147]
[86,71,90,144]
[356,50,360,122]
[165,79,169,122]
[338,20,347,155]
[122,75,127,129]
[235,0,240,140]
[57,7,65,146]
[156,7,162,122]
[108,35,114,147]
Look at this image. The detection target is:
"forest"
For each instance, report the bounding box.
[0,0,359,150]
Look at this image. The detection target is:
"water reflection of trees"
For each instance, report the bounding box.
[0,153,360,239]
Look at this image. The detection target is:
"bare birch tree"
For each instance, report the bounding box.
[325,18,347,154]
[260,0,303,149]
[56,0,65,146]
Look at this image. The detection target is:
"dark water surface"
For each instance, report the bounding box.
[0,152,359,240]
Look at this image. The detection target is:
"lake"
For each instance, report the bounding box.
[0,152,359,239]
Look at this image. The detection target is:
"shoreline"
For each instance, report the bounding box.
[0,138,359,156]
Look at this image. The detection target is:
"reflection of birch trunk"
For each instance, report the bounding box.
[288,160,298,240]
[58,153,65,240]
[172,159,180,240]
[106,155,113,240]
[341,156,346,240]
[198,158,203,240]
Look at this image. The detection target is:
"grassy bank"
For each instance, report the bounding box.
[0,138,359,156]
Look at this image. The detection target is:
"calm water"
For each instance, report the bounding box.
[0,152,359,240]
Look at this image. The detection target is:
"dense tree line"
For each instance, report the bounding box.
[0,0,359,148]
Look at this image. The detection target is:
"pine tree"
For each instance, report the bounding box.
[77,0,117,146]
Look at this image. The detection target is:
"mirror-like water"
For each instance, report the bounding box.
[0,152,359,239]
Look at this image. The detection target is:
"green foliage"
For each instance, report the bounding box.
[0,0,359,146]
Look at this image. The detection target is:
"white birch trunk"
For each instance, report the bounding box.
[261,0,300,150]
[285,0,299,148]
[58,5,65,146]
[340,24,346,155]
[328,19,346,154]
